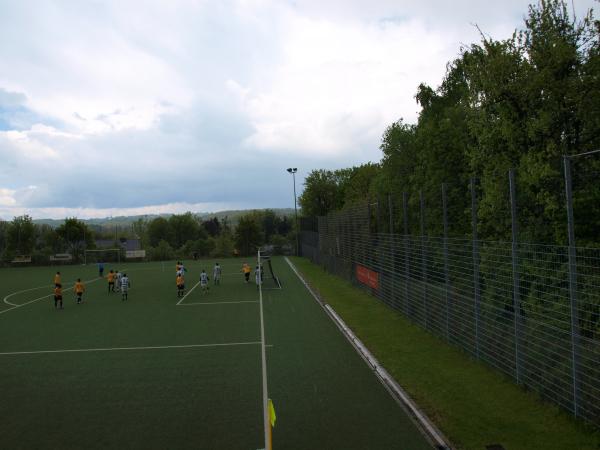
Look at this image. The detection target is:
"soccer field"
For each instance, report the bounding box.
[0,257,433,450]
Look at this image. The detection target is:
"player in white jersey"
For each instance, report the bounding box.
[120,274,130,301]
[200,269,209,293]
[255,266,262,290]
[115,271,122,292]
[213,263,221,285]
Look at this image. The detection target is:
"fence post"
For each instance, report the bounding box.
[403,192,410,316]
[388,194,394,234]
[563,156,580,417]
[471,178,481,358]
[376,198,382,234]
[389,193,396,307]
[509,169,522,384]
[420,190,428,329]
[442,183,451,342]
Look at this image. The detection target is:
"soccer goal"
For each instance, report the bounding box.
[84,248,121,265]
[258,251,282,290]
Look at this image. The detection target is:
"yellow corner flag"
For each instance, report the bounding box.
[268,398,276,428]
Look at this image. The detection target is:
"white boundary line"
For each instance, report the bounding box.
[258,250,271,450]
[0,341,262,356]
[176,281,200,305]
[0,277,102,316]
[179,300,259,306]
[284,256,452,450]
[3,284,54,306]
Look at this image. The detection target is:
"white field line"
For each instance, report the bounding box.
[0,341,262,356]
[258,250,270,450]
[176,281,201,305]
[0,277,102,316]
[178,300,259,306]
[4,284,54,306]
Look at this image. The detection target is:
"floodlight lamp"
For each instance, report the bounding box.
[287,168,293,173]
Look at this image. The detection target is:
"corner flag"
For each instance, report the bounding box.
[268,398,276,428]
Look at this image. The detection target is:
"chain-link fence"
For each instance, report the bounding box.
[300,171,600,425]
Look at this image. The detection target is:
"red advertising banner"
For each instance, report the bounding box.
[356,264,379,290]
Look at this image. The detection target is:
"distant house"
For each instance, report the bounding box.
[95,239,141,251]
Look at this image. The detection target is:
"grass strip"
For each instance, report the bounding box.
[291,256,600,450]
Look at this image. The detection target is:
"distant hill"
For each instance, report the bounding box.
[33,208,297,229]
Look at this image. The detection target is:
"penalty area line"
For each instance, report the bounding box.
[178,300,259,306]
[0,341,263,356]
[176,281,201,305]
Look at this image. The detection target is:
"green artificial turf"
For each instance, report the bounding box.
[0,258,433,449]
[290,256,600,450]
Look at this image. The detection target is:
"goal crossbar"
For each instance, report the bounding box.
[84,248,121,265]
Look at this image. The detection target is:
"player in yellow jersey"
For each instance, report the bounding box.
[242,263,251,283]
[74,278,85,304]
[54,284,63,309]
[107,270,115,293]
[54,271,61,287]
[176,274,185,298]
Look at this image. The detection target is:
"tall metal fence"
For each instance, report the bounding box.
[300,174,600,425]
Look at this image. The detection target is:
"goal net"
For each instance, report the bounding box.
[258,251,282,290]
[84,248,121,265]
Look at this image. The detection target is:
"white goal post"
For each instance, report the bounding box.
[84,248,121,265]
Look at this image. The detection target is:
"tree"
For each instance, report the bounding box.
[277,216,292,235]
[6,215,36,256]
[235,214,262,256]
[262,209,280,243]
[212,231,234,257]
[149,240,175,261]
[169,213,202,249]
[147,217,172,247]
[0,220,8,259]
[55,218,94,260]
[202,217,222,237]
[298,169,344,217]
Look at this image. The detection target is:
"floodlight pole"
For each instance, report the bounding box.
[287,168,299,256]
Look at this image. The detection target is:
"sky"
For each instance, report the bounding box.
[0,0,596,220]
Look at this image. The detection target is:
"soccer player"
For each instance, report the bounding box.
[200,269,209,294]
[120,273,130,301]
[54,284,63,309]
[255,265,262,290]
[242,263,251,283]
[176,273,185,298]
[74,278,85,304]
[98,261,104,278]
[213,262,221,285]
[115,270,122,292]
[107,270,115,293]
[54,271,61,287]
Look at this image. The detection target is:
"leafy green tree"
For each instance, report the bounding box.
[262,209,280,243]
[149,239,175,261]
[202,217,222,237]
[342,163,381,205]
[55,218,94,260]
[147,217,173,247]
[7,215,36,256]
[277,216,292,235]
[211,231,234,257]
[298,169,344,217]
[169,212,202,249]
[0,220,8,259]
[235,214,262,256]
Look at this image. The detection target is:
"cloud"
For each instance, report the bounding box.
[0,0,596,220]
